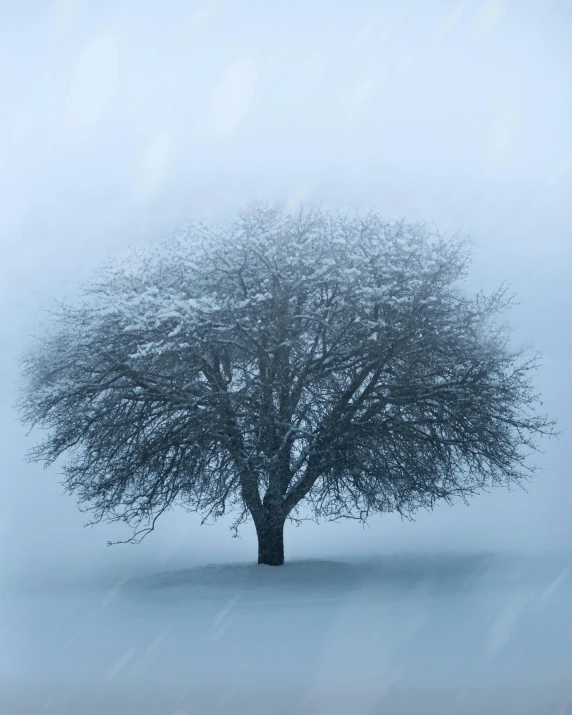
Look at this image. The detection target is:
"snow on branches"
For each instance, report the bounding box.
[19,205,556,563]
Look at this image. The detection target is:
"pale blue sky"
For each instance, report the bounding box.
[1,0,571,581]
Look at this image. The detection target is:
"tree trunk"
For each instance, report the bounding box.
[255,516,285,566]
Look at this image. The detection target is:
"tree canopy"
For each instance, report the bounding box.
[19,205,555,564]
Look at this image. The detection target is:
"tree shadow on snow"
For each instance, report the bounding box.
[127,551,523,604]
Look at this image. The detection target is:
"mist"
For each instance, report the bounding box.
[1,2,571,713]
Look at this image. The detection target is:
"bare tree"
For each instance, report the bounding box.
[19,205,555,565]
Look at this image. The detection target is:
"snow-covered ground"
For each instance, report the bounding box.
[2,550,572,714]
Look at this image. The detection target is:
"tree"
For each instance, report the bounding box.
[19,205,555,565]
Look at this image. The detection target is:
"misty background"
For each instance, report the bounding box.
[1,0,570,585]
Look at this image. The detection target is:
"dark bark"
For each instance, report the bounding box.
[255,515,286,566]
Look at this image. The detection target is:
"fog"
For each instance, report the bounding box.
[1,1,571,713]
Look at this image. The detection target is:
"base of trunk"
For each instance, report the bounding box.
[258,551,284,566]
[256,519,285,566]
